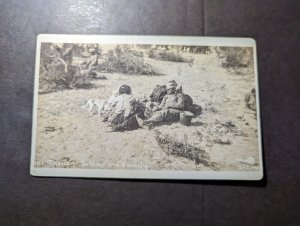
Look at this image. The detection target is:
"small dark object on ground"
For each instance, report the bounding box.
[44,126,56,133]
[180,111,193,126]
[187,104,202,116]
[214,138,232,145]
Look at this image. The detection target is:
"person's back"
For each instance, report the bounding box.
[108,84,140,131]
[114,94,135,115]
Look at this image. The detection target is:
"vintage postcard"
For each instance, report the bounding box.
[31,35,263,180]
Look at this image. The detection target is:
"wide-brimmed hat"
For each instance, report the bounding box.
[166,80,178,89]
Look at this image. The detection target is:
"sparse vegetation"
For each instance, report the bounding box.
[216,47,253,71]
[39,44,162,93]
[98,46,161,75]
[39,60,88,93]
[148,49,194,64]
[154,130,218,169]
[39,43,93,93]
[212,119,248,137]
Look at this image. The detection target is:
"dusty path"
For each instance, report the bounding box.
[35,53,259,171]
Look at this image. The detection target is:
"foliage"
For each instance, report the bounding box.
[148,49,194,64]
[38,44,162,93]
[216,47,253,69]
[39,43,88,93]
[98,46,161,75]
[154,130,218,169]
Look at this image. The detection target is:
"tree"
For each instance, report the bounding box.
[39,43,84,91]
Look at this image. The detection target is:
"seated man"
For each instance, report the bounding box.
[146,81,185,123]
[245,88,256,111]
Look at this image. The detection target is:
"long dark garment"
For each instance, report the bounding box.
[109,101,146,132]
[110,112,140,132]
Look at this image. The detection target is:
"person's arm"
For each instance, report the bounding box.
[157,96,167,110]
[169,94,185,110]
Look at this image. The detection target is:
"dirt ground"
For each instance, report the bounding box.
[34,52,260,172]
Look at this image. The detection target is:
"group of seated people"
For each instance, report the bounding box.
[101,80,202,131]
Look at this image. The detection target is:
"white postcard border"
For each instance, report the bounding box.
[31,34,263,180]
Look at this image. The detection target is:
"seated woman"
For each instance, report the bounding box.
[107,85,141,131]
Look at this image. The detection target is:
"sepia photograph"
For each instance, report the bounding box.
[31,35,263,180]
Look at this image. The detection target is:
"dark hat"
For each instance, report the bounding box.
[119,85,132,94]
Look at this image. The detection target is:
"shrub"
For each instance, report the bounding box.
[99,46,161,75]
[154,130,218,169]
[38,43,92,93]
[217,47,253,69]
[148,49,194,64]
[39,63,88,92]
